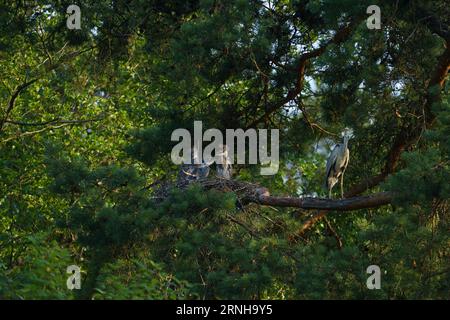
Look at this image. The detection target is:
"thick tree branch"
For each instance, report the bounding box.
[426,38,450,115]
[253,192,392,211]
[171,179,393,212]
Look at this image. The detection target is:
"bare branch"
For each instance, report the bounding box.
[1,123,71,143]
[4,116,105,127]
[324,217,343,249]
[160,178,393,212]
[254,192,392,211]
[0,79,38,133]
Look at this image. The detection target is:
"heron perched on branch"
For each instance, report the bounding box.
[325,135,350,198]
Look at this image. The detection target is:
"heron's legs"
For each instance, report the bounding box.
[340,171,345,198]
[328,188,332,199]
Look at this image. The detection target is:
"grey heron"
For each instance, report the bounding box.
[324,135,350,198]
[178,147,210,183]
[216,144,232,179]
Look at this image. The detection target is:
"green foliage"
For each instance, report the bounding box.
[141,186,287,299]
[92,253,195,300]
[295,243,371,299]
[0,0,449,300]
[360,208,450,299]
[0,233,74,300]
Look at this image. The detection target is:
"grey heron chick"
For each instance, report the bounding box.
[178,147,210,183]
[216,144,232,179]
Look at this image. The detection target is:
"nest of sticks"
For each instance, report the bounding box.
[151,178,270,205]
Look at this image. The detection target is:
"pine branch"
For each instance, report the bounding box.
[157,178,393,212]
[253,191,392,211]
[245,21,358,129]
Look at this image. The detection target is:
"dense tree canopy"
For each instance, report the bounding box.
[0,0,449,299]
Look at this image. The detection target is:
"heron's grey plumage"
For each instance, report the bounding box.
[325,135,350,198]
[177,147,210,183]
[216,144,232,179]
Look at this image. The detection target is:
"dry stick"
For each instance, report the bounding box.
[225,212,259,238]
[324,216,343,249]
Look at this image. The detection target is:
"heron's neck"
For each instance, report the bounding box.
[343,137,349,150]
